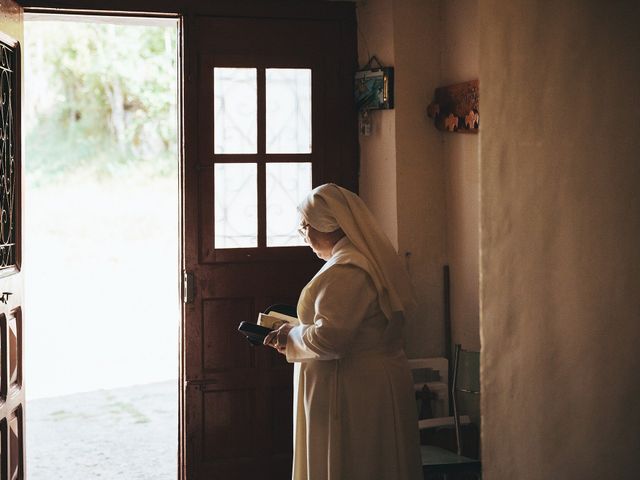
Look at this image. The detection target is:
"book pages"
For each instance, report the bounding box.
[257,311,299,329]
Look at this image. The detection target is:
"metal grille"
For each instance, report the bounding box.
[0,41,16,269]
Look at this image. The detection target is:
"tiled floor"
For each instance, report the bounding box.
[27,380,177,479]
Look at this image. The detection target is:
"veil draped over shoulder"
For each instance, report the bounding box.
[298,183,416,321]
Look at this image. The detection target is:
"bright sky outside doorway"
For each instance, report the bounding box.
[23,14,179,479]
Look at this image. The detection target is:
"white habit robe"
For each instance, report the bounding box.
[285,237,423,480]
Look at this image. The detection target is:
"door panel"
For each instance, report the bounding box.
[183,9,357,480]
[0,3,24,480]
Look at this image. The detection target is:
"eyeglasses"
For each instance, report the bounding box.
[297,221,310,238]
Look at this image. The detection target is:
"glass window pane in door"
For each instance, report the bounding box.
[266,69,311,154]
[266,162,312,246]
[214,163,257,248]
[214,68,257,154]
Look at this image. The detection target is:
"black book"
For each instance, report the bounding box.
[237,321,273,346]
[237,304,298,347]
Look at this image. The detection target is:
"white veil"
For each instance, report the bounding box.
[298,183,416,320]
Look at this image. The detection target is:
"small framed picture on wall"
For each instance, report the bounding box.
[355,56,394,111]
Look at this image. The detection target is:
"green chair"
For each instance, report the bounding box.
[421,344,481,479]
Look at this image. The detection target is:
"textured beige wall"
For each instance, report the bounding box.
[0,0,22,41]
[393,0,446,357]
[358,0,446,357]
[356,0,398,247]
[479,1,640,478]
[442,0,480,351]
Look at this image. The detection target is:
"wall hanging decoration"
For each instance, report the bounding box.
[427,79,479,133]
[355,55,394,111]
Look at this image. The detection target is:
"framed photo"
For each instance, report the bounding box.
[355,66,394,111]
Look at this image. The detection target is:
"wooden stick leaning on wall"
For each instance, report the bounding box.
[443,264,453,415]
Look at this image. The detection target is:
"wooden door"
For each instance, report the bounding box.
[0,3,24,480]
[182,8,357,480]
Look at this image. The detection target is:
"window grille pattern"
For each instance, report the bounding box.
[214,163,258,248]
[214,68,257,154]
[266,163,312,247]
[266,68,311,154]
[0,42,16,269]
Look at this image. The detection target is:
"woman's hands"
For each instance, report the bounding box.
[263,323,294,354]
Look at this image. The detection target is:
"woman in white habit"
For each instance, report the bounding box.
[264,183,423,480]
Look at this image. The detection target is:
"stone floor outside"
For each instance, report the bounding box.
[27,380,177,480]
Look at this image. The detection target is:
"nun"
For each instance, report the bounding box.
[264,183,423,480]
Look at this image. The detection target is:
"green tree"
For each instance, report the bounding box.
[25,20,178,185]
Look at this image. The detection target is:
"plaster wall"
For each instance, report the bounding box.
[442,0,480,351]
[393,0,445,357]
[0,0,22,41]
[357,0,446,357]
[479,1,640,478]
[356,0,398,247]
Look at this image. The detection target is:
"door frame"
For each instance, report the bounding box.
[19,1,357,479]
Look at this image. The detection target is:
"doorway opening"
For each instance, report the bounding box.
[23,13,180,479]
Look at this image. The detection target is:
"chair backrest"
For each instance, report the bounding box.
[408,357,450,419]
[452,344,480,456]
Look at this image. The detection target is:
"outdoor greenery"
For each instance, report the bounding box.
[24,21,178,185]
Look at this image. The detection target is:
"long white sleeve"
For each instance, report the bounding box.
[286,264,377,362]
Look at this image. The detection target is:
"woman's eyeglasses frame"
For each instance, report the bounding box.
[297,222,310,238]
